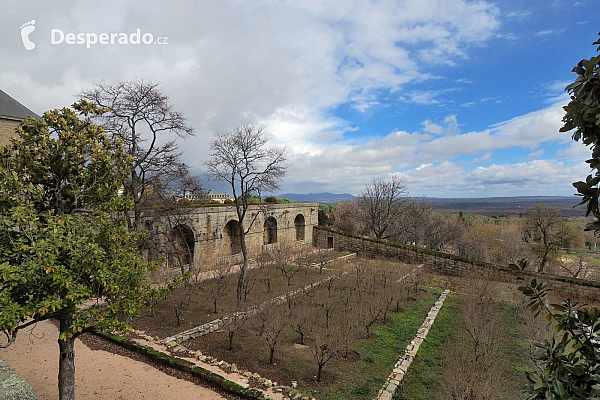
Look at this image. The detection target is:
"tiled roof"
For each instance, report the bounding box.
[0,89,39,120]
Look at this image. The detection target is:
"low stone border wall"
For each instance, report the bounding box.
[94,330,273,400]
[376,289,450,400]
[315,226,600,302]
[0,357,38,400]
[396,263,424,283]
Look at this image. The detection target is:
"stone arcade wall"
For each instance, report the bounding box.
[314,226,600,301]
[145,203,319,268]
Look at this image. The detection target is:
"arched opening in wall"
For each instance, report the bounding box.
[295,214,305,241]
[224,220,242,255]
[169,224,195,270]
[264,216,278,245]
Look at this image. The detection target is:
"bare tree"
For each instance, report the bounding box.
[357,176,408,240]
[330,200,363,235]
[206,123,287,306]
[80,80,197,231]
[289,301,312,345]
[167,277,194,327]
[314,249,333,274]
[256,252,274,293]
[208,259,233,313]
[524,205,573,272]
[222,309,249,351]
[420,213,465,252]
[309,314,340,382]
[258,307,287,364]
[391,198,432,245]
[359,296,383,338]
[441,278,505,400]
[270,244,299,289]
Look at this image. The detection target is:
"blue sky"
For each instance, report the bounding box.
[1,0,599,198]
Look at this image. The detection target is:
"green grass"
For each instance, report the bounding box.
[310,288,442,400]
[496,302,535,399]
[393,294,459,400]
[394,296,535,400]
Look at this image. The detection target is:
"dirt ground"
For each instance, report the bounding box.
[0,320,234,400]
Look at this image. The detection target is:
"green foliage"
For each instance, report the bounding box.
[509,260,600,399]
[318,204,334,225]
[264,196,278,203]
[0,101,161,344]
[561,35,600,232]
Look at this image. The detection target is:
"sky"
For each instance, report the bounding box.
[1,0,599,198]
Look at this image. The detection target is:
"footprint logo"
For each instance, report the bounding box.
[20,20,36,51]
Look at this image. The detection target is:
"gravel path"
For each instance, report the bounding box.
[0,320,235,400]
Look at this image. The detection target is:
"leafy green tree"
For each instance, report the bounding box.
[562,35,600,232]
[508,36,600,399]
[510,260,600,399]
[0,101,161,400]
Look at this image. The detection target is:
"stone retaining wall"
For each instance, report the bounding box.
[314,226,600,302]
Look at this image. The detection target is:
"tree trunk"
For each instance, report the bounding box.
[237,227,249,307]
[229,332,234,350]
[317,363,323,382]
[269,347,275,364]
[58,315,76,400]
[539,248,550,272]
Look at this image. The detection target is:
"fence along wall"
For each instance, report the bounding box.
[313,226,600,302]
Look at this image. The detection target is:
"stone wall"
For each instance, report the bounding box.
[0,357,37,400]
[314,226,600,302]
[145,203,319,268]
[0,118,19,147]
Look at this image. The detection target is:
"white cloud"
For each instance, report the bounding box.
[528,149,545,158]
[398,160,588,197]
[6,1,586,198]
[423,120,445,135]
[557,142,590,160]
[506,10,532,19]
[472,152,492,164]
[278,99,577,195]
[399,88,461,105]
[536,28,566,36]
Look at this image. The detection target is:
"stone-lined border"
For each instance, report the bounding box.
[94,330,274,400]
[376,289,450,400]
[0,357,38,400]
[396,263,424,283]
[165,255,356,345]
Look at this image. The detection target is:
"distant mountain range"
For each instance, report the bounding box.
[277,193,587,217]
[277,192,355,203]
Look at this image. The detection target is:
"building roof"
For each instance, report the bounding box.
[0,89,39,120]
